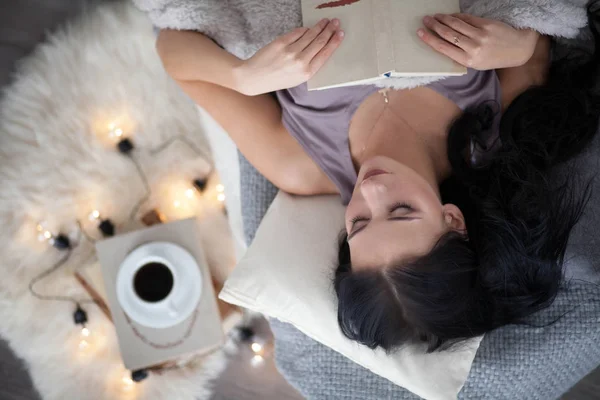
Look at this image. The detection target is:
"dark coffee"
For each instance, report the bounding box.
[133,262,174,303]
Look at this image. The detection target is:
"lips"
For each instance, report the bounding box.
[362,169,388,180]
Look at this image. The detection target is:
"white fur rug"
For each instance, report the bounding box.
[0,2,236,399]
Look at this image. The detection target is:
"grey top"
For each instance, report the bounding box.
[276,69,501,204]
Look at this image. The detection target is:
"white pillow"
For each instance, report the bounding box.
[220,192,482,400]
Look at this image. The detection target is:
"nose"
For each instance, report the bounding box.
[360,179,388,215]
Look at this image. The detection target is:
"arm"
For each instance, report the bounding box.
[156,30,246,91]
[156,23,343,195]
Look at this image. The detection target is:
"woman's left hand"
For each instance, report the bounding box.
[417,14,540,70]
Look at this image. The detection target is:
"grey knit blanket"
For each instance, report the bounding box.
[134,0,589,89]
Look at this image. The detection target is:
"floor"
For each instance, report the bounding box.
[0,1,598,399]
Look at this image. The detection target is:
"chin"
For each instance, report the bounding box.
[360,156,396,171]
[359,156,405,177]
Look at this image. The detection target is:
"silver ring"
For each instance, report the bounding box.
[453,36,460,46]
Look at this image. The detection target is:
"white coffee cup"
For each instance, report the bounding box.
[116,242,202,329]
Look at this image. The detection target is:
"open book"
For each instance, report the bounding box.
[302,0,467,90]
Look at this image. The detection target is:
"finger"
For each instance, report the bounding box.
[417,28,468,66]
[279,27,310,45]
[291,18,330,51]
[309,30,345,76]
[422,15,474,51]
[301,19,340,60]
[432,14,479,37]
[451,13,488,27]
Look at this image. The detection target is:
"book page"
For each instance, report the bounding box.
[302,0,379,90]
[388,0,466,76]
[372,0,395,75]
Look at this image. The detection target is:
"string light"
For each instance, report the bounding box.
[193,179,207,192]
[35,221,70,249]
[251,354,265,367]
[108,123,124,139]
[74,305,93,354]
[32,122,230,380]
[88,210,101,221]
[248,335,268,367]
[36,221,55,245]
[215,183,226,202]
[121,371,135,392]
[78,328,90,351]
[251,342,263,353]
[78,338,90,352]
[86,210,115,237]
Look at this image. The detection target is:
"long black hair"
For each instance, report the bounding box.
[334,3,600,352]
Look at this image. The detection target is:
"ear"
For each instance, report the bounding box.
[442,204,466,234]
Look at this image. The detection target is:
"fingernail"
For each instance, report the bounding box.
[417,29,424,37]
[338,30,345,38]
[321,18,329,24]
[332,18,340,27]
[423,16,432,23]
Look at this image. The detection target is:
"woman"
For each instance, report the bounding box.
[157,5,600,351]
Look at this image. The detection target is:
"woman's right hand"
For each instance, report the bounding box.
[235,19,344,96]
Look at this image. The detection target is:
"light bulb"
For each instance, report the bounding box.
[216,184,225,193]
[251,342,263,353]
[36,221,53,242]
[38,229,54,242]
[78,339,89,351]
[185,189,195,199]
[251,354,264,367]
[88,210,101,221]
[108,123,124,139]
[217,193,226,202]
[121,372,135,392]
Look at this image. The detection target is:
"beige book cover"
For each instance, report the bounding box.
[302,0,467,90]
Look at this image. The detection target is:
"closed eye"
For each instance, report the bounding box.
[349,216,369,230]
[389,203,414,213]
[348,203,419,240]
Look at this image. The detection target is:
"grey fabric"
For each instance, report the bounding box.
[133,0,589,90]
[239,154,600,400]
[238,153,279,244]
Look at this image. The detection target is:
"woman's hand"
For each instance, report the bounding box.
[236,19,344,96]
[417,14,540,70]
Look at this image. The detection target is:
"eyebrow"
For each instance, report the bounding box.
[347,217,421,241]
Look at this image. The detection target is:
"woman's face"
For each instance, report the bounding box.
[345,156,465,269]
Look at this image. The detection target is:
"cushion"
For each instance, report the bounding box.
[220,192,482,400]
